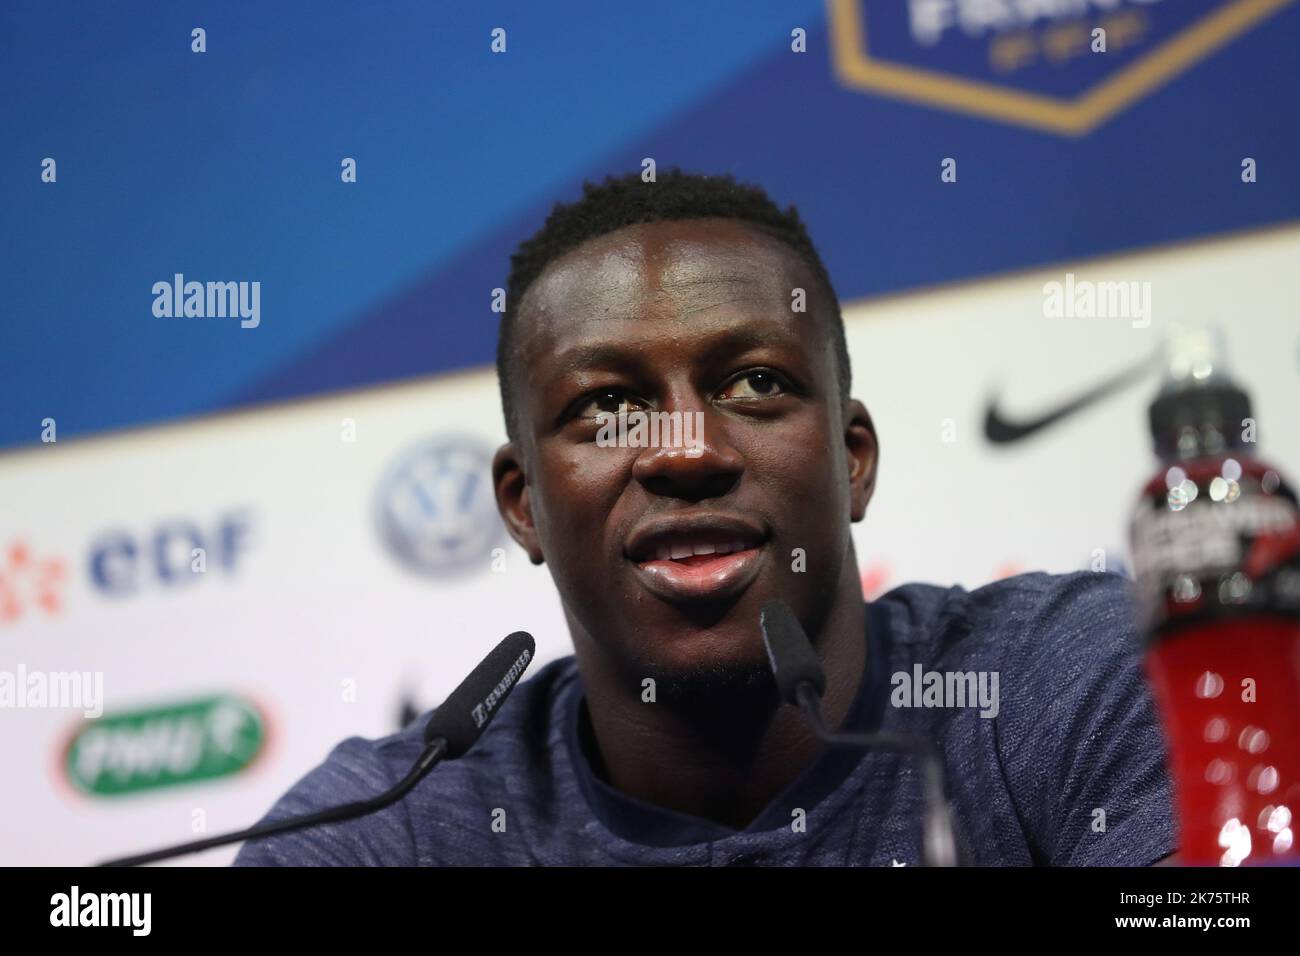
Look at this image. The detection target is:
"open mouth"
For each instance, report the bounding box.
[646,537,760,565]
[626,526,767,603]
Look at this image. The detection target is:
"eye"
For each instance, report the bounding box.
[570,389,644,421]
[717,369,791,402]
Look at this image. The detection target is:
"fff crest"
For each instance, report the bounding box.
[829,0,1294,135]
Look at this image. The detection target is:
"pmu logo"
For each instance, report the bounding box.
[374,436,505,577]
[63,694,267,797]
[89,511,254,596]
[829,0,1294,135]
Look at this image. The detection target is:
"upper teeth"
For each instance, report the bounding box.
[656,540,749,561]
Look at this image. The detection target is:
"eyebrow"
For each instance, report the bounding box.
[548,323,804,379]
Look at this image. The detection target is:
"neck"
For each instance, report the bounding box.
[570,577,867,830]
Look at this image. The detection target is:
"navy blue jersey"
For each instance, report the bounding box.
[235,571,1175,866]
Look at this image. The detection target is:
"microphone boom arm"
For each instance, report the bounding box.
[794,682,958,868]
[99,739,449,867]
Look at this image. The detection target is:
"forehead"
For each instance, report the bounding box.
[516,218,815,339]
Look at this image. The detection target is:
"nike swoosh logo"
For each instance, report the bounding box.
[983,352,1157,444]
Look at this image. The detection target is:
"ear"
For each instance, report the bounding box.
[844,399,878,522]
[492,442,545,565]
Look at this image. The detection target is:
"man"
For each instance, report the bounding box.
[235,171,1176,866]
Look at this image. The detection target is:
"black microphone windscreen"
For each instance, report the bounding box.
[760,600,826,705]
[423,631,536,756]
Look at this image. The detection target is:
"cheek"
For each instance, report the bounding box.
[532,446,631,544]
[745,416,843,496]
[745,421,852,557]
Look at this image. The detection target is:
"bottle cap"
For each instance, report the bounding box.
[1149,325,1253,461]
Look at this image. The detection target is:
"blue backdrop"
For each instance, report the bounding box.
[3,0,1297,450]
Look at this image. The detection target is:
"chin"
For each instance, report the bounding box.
[633,631,776,706]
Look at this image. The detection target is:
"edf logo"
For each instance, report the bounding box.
[89,511,254,596]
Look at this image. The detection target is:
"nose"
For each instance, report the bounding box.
[629,402,744,502]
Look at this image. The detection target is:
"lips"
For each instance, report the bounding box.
[625,516,767,603]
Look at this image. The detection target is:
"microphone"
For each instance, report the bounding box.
[759,600,959,867]
[98,630,536,867]
[760,598,825,704]
[422,630,536,756]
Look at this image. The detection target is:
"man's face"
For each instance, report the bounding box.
[494,218,877,693]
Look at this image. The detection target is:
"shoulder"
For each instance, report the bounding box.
[874,571,1173,865]
[233,654,580,866]
[875,569,1150,743]
[876,569,1140,669]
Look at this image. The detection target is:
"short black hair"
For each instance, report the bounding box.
[496,169,851,441]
